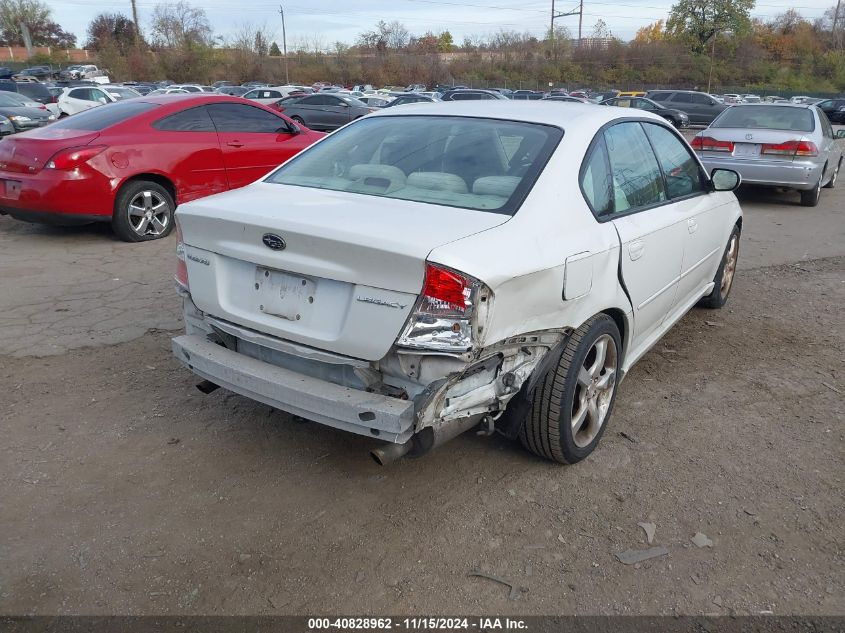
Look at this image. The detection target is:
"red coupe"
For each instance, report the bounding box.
[0,94,323,241]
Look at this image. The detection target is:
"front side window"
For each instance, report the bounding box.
[207,103,290,133]
[691,93,714,105]
[265,115,563,215]
[671,93,692,103]
[604,122,666,213]
[642,123,705,199]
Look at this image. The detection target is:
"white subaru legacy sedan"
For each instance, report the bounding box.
[172,102,743,465]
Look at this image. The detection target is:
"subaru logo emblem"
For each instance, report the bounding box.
[262,233,286,251]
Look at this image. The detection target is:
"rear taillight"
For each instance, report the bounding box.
[761,140,818,157]
[175,220,190,293]
[45,145,106,170]
[691,136,734,152]
[396,262,488,352]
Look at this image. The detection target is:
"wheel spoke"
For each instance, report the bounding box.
[128,204,146,217]
[571,398,589,432]
[596,368,616,392]
[150,216,166,234]
[142,191,153,211]
[578,366,592,387]
[589,338,607,377]
[587,397,600,427]
[151,199,167,211]
[135,216,150,235]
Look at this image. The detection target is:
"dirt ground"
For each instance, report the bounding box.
[0,182,843,616]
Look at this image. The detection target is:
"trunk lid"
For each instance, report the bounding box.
[177,182,509,360]
[0,128,99,174]
[701,128,809,162]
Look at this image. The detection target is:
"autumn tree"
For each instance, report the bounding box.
[666,0,755,52]
[634,20,664,43]
[0,0,76,47]
[85,13,138,52]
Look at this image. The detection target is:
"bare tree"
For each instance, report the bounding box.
[150,1,212,49]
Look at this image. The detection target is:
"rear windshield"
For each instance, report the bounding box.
[712,105,815,132]
[17,83,49,98]
[49,101,158,131]
[265,115,563,215]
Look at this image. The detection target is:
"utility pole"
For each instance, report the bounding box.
[279,5,289,84]
[707,31,717,94]
[833,0,842,49]
[578,0,584,44]
[550,0,583,54]
[130,0,140,43]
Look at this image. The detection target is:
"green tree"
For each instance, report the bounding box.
[0,0,76,47]
[437,30,453,52]
[667,0,755,52]
[269,41,281,56]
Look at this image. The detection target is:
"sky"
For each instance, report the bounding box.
[49,0,838,49]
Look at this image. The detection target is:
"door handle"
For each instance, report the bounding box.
[628,240,645,261]
[226,141,244,148]
[688,218,698,234]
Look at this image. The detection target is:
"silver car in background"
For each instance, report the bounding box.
[692,104,844,206]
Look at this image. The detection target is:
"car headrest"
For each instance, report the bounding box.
[407,171,468,193]
[472,176,521,198]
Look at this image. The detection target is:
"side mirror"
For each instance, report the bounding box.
[339,101,350,107]
[710,168,741,192]
[835,130,845,139]
[97,97,107,104]
[287,123,301,135]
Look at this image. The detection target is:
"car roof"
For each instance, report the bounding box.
[370,100,664,128]
[134,93,242,107]
[728,102,813,109]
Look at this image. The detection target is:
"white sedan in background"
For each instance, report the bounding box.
[57,85,117,116]
[243,86,308,105]
[172,102,743,466]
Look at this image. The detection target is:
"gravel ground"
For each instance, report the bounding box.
[0,181,843,616]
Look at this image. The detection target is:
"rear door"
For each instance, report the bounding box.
[207,102,310,189]
[62,88,101,114]
[587,121,688,347]
[150,105,228,202]
[668,92,697,122]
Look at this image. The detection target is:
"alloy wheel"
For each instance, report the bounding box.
[720,233,739,299]
[571,334,618,448]
[128,190,171,237]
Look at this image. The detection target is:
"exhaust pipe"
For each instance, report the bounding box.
[370,440,414,466]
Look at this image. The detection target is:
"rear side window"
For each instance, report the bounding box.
[153,106,215,132]
[580,136,613,216]
[711,105,814,132]
[207,103,289,133]
[642,123,705,199]
[49,101,158,131]
[671,93,692,103]
[649,93,670,101]
[604,122,666,214]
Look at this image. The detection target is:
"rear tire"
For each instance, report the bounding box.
[519,314,622,464]
[800,176,822,207]
[111,180,175,242]
[823,159,840,189]
[699,225,740,309]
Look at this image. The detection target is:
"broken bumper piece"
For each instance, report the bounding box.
[172,334,416,443]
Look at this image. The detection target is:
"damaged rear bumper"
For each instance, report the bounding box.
[172,334,416,443]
